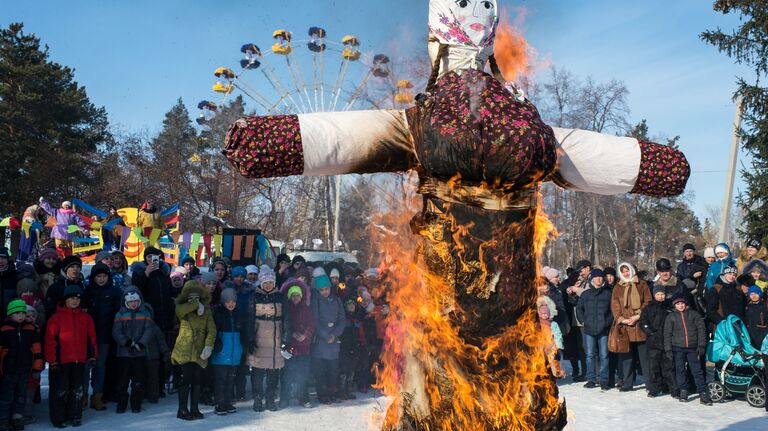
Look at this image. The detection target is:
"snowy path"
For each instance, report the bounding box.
[26,377,766,430]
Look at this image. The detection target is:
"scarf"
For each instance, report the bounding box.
[621,275,642,312]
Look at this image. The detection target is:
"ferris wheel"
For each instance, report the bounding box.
[196,26,415,127]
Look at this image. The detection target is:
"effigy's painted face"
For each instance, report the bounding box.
[429,0,498,48]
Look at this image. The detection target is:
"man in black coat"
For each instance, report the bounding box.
[676,243,708,282]
[131,247,175,332]
[639,285,678,397]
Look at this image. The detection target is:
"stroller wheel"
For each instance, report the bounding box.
[708,382,726,403]
[746,384,766,408]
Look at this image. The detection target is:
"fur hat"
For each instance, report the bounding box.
[655,258,672,272]
[220,287,237,303]
[681,243,696,253]
[737,273,755,286]
[201,271,218,284]
[143,246,163,260]
[603,267,617,277]
[38,247,59,262]
[703,247,715,258]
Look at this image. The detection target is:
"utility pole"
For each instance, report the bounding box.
[333,175,341,250]
[719,96,744,244]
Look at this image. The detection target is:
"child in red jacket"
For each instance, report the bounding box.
[44,285,97,428]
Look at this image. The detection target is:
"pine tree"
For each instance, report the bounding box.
[0,23,110,215]
[701,1,768,242]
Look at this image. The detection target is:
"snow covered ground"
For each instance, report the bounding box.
[27,373,766,430]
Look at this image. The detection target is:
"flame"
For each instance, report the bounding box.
[493,11,531,82]
[370,182,565,430]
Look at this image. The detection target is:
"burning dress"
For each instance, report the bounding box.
[223,1,689,429]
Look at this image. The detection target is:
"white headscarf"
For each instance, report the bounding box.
[428,0,498,77]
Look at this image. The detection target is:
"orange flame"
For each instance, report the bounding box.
[369,181,565,430]
[493,9,536,83]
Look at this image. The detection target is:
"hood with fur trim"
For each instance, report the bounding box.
[176,280,211,306]
[280,278,312,307]
[536,295,557,318]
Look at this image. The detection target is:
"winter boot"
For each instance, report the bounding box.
[252,396,264,412]
[10,415,23,431]
[678,389,689,402]
[91,393,107,411]
[190,385,204,419]
[214,405,228,416]
[176,385,193,420]
[699,391,713,406]
[265,397,278,412]
[0,419,10,431]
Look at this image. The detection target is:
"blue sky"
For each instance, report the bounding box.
[3,0,751,219]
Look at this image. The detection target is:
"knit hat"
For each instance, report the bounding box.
[681,243,696,252]
[330,268,340,279]
[589,268,605,279]
[603,267,616,277]
[181,255,196,265]
[291,255,306,265]
[61,256,82,273]
[655,258,672,272]
[276,253,291,265]
[201,271,218,284]
[63,285,83,300]
[652,284,666,295]
[231,266,247,278]
[747,285,763,299]
[575,260,592,271]
[258,267,276,284]
[543,267,560,283]
[170,270,185,280]
[6,299,27,316]
[703,247,715,258]
[143,246,163,259]
[220,287,237,303]
[723,265,738,276]
[174,266,189,275]
[16,264,35,280]
[16,278,37,297]
[671,293,688,306]
[313,267,332,290]
[90,263,111,278]
[95,250,113,263]
[287,285,303,300]
[61,201,72,208]
[26,305,37,317]
[124,291,141,306]
[38,247,59,262]
[245,265,259,275]
[747,239,763,250]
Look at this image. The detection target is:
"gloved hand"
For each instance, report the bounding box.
[697,347,706,358]
[39,196,45,203]
[200,346,213,360]
[664,351,674,362]
[197,301,205,316]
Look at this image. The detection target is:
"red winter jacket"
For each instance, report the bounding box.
[285,302,315,357]
[45,306,97,365]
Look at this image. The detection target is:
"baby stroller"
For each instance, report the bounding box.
[706,315,766,408]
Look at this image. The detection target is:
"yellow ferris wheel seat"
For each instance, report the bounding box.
[213,82,234,94]
[342,48,361,61]
[272,42,293,55]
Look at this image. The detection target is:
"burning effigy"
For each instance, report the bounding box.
[222,1,689,429]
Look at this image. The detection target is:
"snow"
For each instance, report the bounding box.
[28,372,766,430]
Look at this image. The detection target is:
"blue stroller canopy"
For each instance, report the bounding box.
[707,315,764,367]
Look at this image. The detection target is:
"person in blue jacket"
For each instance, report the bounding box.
[210,288,244,416]
[705,243,736,290]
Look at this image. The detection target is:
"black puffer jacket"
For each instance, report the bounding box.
[639,300,670,351]
[663,309,707,352]
[131,262,175,331]
[706,277,746,325]
[0,320,43,375]
[575,285,613,336]
[84,274,123,345]
[0,264,18,320]
[744,301,768,349]
[44,276,84,319]
[676,255,708,282]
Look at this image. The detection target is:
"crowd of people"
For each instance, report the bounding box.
[0,245,390,429]
[537,241,768,409]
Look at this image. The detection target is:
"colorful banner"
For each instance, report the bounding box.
[232,235,243,261]
[121,226,132,247]
[148,228,162,246]
[222,235,233,258]
[189,233,202,259]
[203,234,213,257]
[244,235,255,259]
[182,232,192,250]
[132,227,149,245]
[213,234,223,257]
